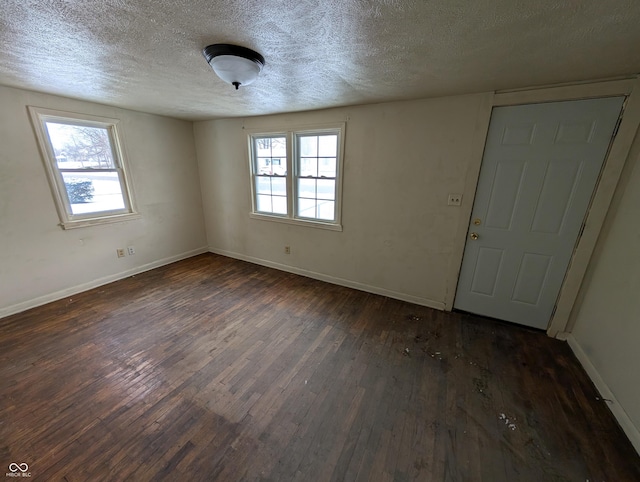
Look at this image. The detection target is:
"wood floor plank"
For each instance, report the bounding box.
[1,253,639,481]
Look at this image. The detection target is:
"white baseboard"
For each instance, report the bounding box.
[0,247,208,320]
[209,247,446,311]
[554,331,570,341]
[566,334,640,455]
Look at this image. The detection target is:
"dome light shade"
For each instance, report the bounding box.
[203,44,265,90]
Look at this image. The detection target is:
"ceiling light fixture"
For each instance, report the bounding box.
[202,44,265,90]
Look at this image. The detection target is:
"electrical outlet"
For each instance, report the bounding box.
[116,248,125,258]
[127,246,136,256]
[447,193,463,206]
[284,246,291,254]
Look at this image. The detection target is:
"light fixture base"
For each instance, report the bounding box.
[202,44,265,89]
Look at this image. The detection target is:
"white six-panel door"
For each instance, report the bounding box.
[454,97,624,329]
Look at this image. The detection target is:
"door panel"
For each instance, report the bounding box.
[485,160,526,229]
[470,247,504,296]
[530,159,584,234]
[454,97,624,329]
[511,253,551,305]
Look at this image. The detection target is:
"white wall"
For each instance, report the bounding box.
[569,133,640,452]
[194,93,491,308]
[0,85,207,317]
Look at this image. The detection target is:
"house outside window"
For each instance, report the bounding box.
[29,107,139,229]
[248,124,345,231]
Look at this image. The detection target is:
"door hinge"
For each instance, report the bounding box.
[611,97,628,139]
[578,222,586,239]
[612,116,623,139]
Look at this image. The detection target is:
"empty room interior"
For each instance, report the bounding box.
[2,1,640,480]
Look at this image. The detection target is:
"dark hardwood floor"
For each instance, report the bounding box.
[1,253,638,481]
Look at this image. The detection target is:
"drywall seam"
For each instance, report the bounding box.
[0,247,209,320]
[209,247,446,311]
[566,334,640,455]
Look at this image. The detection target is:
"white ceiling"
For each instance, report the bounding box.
[1,0,639,120]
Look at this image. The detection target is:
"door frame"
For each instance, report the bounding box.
[444,76,640,337]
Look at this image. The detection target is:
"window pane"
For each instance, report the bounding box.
[271,137,287,157]
[255,141,270,157]
[318,135,337,157]
[299,136,317,157]
[299,158,317,177]
[317,200,335,221]
[256,194,272,212]
[61,171,125,214]
[256,159,286,176]
[316,179,335,200]
[256,176,271,194]
[255,138,270,157]
[46,122,116,169]
[271,177,286,196]
[270,159,286,175]
[298,178,316,198]
[318,158,336,178]
[297,198,316,218]
[256,158,271,175]
[272,196,287,214]
[255,136,286,158]
[263,157,286,175]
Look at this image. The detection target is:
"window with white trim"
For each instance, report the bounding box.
[29,107,138,229]
[252,135,288,215]
[249,124,344,230]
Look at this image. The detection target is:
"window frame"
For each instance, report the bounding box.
[248,123,345,231]
[28,106,139,230]
[249,132,289,217]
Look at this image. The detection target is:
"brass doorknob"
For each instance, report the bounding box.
[470,232,479,240]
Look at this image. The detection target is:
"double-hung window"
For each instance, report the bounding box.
[29,107,138,229]
[252,135,288,215]
[249,124,344,230]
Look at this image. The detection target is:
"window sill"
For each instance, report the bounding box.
[249,212,342,231]
[60,212,142,230]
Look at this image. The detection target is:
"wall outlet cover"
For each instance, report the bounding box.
[448,194,463,206]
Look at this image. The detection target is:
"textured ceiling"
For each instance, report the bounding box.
[1,0,639,120]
